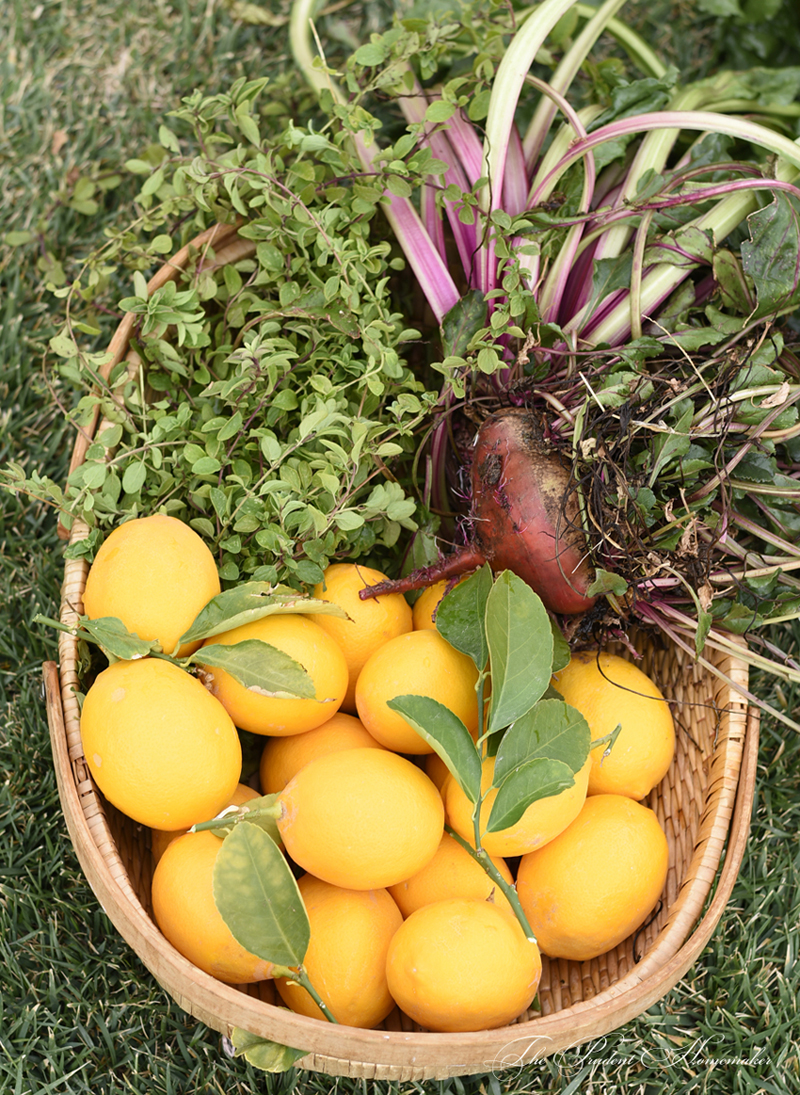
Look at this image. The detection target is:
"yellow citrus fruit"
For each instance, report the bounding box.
[551,651,676,800]
[411,576,469,630]
[151,829,275,984]
[355,630,479,754]
[445,753,591,857]
[258,711,385,796]
[388,832,514,918]
[82,514,220,657]
[276,747,444,890]
[275,874,402,1027]
[80,657,241,830]
[517,793,669,961]
[201,614,348,736]
[312,563,412,713]
[151,782,260,864]
[385,898,542,1032]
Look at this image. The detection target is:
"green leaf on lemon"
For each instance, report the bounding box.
[192,639,316,699]
[434,564,492,670]
[484,758,575,834]
[386,694,482,804]
[485,572,553,734]
[493,699,591,786]
[213,822,309,967]
[178,581,348,648]
[78,615,162,659]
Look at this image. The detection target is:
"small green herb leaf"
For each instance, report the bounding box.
[193,640,316,699]
[387,694,482,804]
[213,822,309,967]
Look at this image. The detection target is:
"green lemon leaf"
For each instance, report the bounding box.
[213,822,309,967]
[493,699,591,786]
[550,620,571,673]
[78,616,161,659]
[484,758,575,834]
[212,793,282,845]
[178,581,347,648]
[229,1027,307,1073]
[386,694,482,804]
[193,640,316,699]
[485,572,553,734]
[434,564,492,670]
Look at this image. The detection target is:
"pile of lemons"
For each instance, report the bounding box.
[78,515,675,1034]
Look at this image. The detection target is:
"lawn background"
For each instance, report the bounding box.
[1,1,799,1093]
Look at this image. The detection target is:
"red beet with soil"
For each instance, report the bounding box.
[359,407,596,615]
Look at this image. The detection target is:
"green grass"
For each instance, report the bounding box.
[1,1,799,1093]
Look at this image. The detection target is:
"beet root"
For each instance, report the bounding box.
[359,407,597,615]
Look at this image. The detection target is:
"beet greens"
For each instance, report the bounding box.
[292,0,800,726]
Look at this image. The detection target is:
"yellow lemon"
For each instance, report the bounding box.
[312,563,412,712]
[276,748,444,890]
[385,898,542,1032]
[388,832,514,917]
[201,614,348,736]
[517,793,669,961]
[151,830,275,984]
[258,711,385,795]
[82,514,220,657]
[80,657,241,830]
[275,874,402,1027]
[355,629,479,754]
[551,651,675,799]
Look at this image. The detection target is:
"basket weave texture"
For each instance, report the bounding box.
[44,226,759,1080]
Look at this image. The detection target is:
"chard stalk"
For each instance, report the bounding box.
[525,85,596,323]
[290,0,460,322]
[522,0,632,172]
[478,0,582,291]
[535,110,800,205]
[397,86,479,282]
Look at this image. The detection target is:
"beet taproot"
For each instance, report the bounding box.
[359,407,596,615]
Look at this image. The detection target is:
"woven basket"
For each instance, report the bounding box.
[44,226,760,1080]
